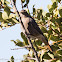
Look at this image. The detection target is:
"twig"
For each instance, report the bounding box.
[11,0,40,62]
[27,57,36,60]
[11,46,31,50]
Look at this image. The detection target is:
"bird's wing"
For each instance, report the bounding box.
[27,18,48,42]
[27,18,43,36]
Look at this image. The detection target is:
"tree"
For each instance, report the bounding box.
[0,0,62,62]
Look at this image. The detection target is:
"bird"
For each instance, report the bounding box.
[20,10,53,52]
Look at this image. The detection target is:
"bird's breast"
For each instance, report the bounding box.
[20,17,30,34]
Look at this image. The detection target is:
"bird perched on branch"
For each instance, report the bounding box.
[20,10,53,52]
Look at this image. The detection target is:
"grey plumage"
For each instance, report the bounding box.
[20,10,53,52]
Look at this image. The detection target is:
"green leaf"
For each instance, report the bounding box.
[4,6,11,16]
[57,0,61,3]
[51,0,56,3]
[9,14,16,18]
[5,1,10,4]
[54,29,60,34]
[21,32,28,45]
[41,27,47,33]
[26,0,29,4]
[42,52,52,59]
[57,50,62,56]
[10,56,14,62]
[35,40,42,46]
[51,45,59,51]
[58,43,62,48]
[49,8,53,12]
[7,18,17,24]
[11,40,16,44]
[59,9,62,17]
[11,39,24,47]
[50,35,59,41]
[16,39,24,47]
[33,7,35,15]
[47,4,52,9]
[52,2,57,9]
[1,0,6,4]
[59,26,62,32]
[21,0,25,3]
[51,60,57,62]
[1,23,8,27]
[0,12,2,19]
[37,12,40,20]
[48,29,53,35]
[12,18,19,23]
[56,60,61,62]
[46,13,50,17]
[2,11,8,19]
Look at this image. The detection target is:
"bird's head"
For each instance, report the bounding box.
[20,10,30,18]
[20,10,27,13]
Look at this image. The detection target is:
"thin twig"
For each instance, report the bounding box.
[27,57,36,60]
[11,46,31,50]
[11,0,40,62]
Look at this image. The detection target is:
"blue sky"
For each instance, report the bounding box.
[0,0,52,62]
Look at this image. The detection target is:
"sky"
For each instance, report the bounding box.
[0,0,52,62]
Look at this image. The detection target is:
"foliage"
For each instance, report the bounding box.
[0,0,62,62]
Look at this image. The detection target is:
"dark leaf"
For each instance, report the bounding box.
[4,6,11,16]
[0,12,2,19]
[46,13,50,17]
[50,35,59,41]
[57,50,62,56]
[41,27,47,33]
[42,52,52,59]
[21,32,29,45]
[52,2,57,9]
[59,9,62,17]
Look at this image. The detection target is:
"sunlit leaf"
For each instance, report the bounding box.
[5,1,10,4]
[1,0,6,4]
[2,11,8,19]
[12,18,19,23]
[51,0,56,3]
[21,0,25,3]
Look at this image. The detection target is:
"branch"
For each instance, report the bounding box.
[27,57,36,60]
[11,46,31,50]
[11,0,40,62]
